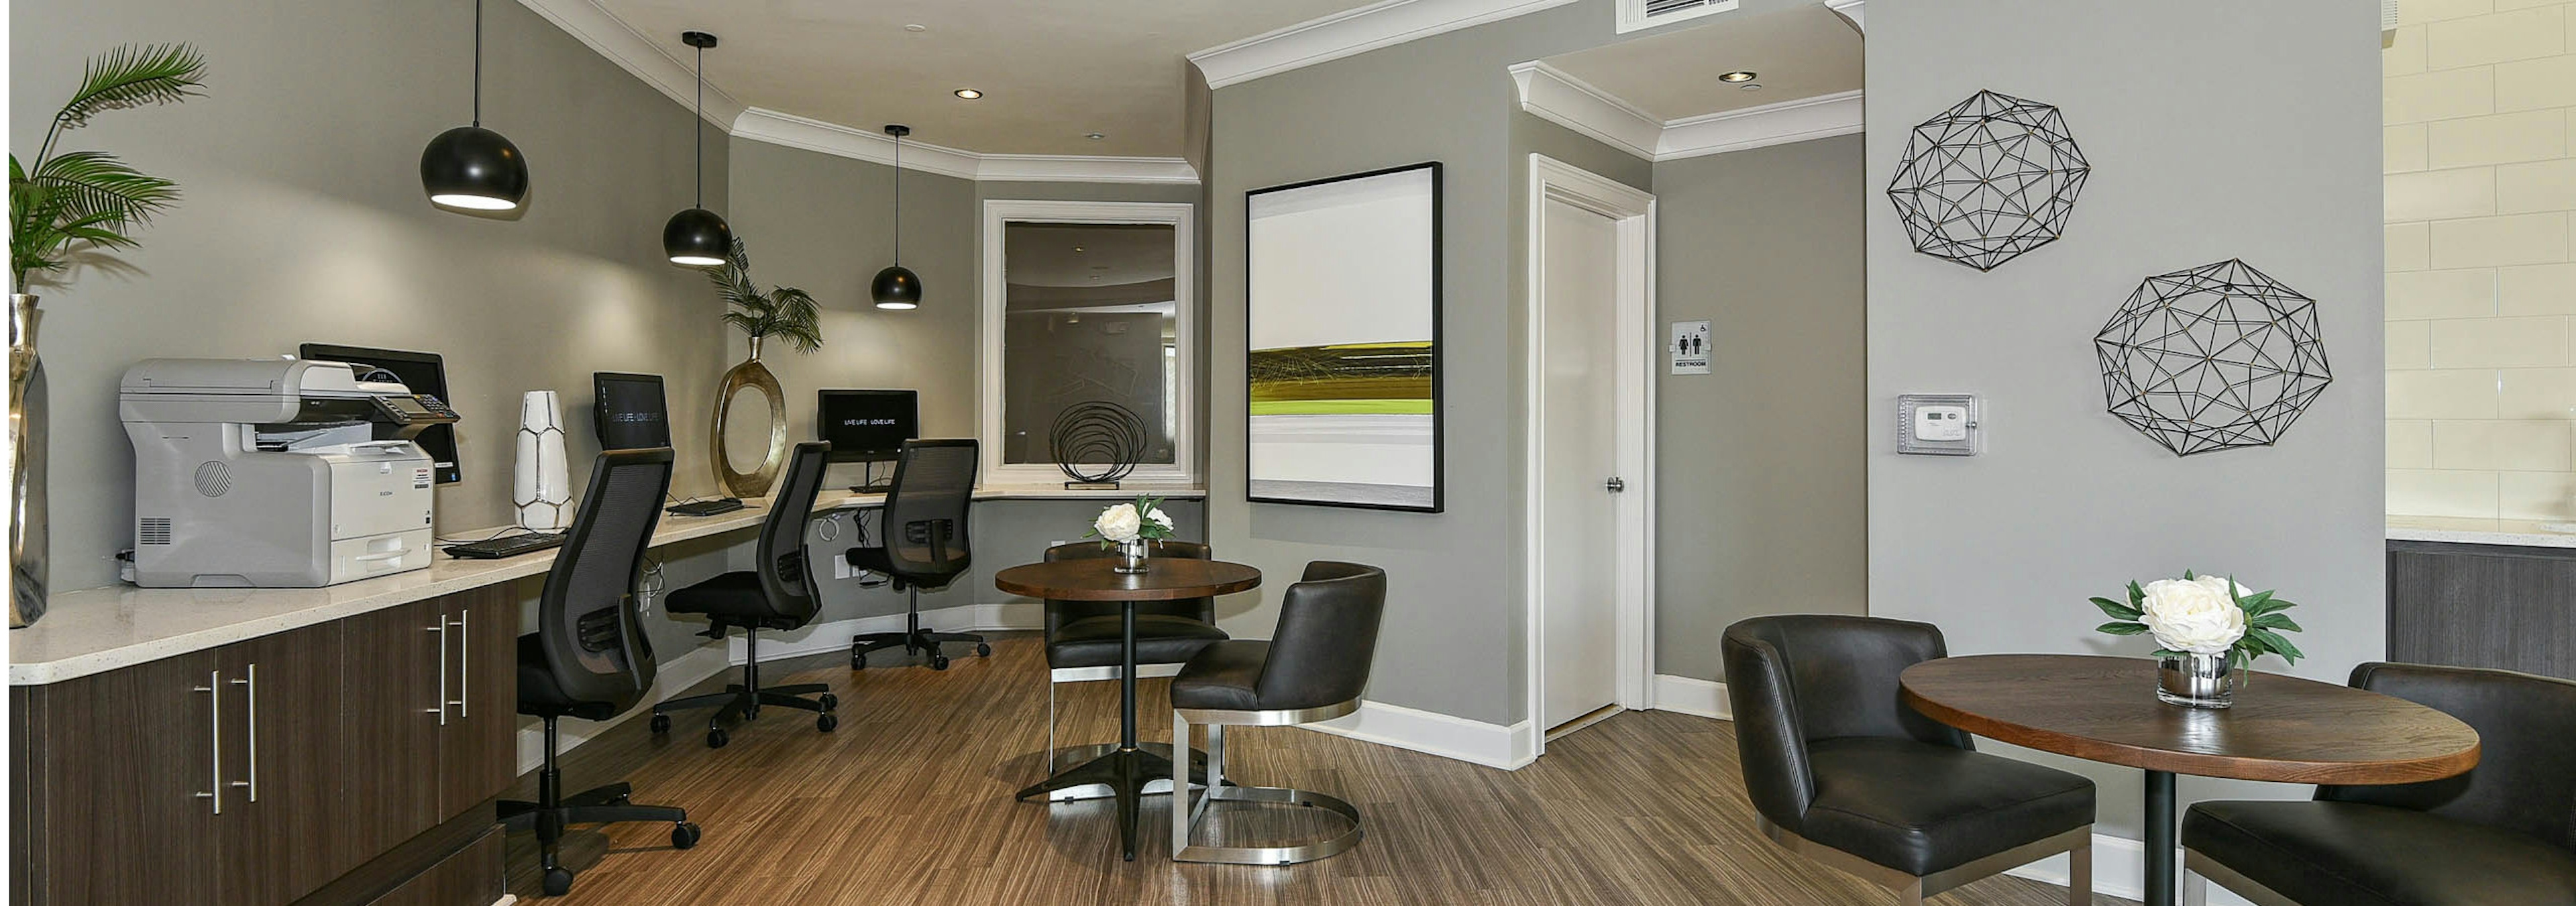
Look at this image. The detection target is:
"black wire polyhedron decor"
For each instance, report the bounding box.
[2094,259,2333,457]
[1888,89,2091,271]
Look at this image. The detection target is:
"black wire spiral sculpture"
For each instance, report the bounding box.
[1049,401,1148,485]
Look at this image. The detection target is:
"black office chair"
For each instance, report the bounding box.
[1169,562,1386,864]
[500,448,701,897]
[2182,663,2576,906]
[1721,615,2095,906]
[1040,539,1228,799]
[650,442,839,748]
[846,438,989,670]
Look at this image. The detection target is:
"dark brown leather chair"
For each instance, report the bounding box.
[2182,663,2576,906]
[1039,539,1227,800]
[1721,615,2094,905]
[1169,561,1385,864]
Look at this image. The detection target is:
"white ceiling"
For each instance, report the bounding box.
[1544,4,1862,121]
[590,0,1371,158]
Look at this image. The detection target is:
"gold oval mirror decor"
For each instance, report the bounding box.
[706,238,820,498]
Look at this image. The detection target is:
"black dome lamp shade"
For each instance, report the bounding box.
[872,124,922,309]
[663,30,732,268]
[421,0,529,211]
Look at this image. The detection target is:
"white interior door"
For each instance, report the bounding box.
[1538,196,1623,733]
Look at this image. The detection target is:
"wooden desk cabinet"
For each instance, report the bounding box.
[11,583,522,906]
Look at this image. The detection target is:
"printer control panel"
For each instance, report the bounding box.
[373,393,461,426]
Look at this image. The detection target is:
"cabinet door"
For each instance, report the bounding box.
[24,650,220,904]
[439,583,523,817]
[362,824,503,906]
[339,599,445,866]
[215,621,347,905]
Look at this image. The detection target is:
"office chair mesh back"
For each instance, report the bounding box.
[756,442,831,624]
[1044,540,1214,630]
[1252,562,1388,711]
[878,439,978,582]
[537,447,674,711]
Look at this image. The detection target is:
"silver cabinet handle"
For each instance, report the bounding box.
[447,609,470,718]
[229,664,258,803]
[427,618,448,726]
[193,671,221,814]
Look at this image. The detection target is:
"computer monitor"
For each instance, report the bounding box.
[592,372,670,450]
[817,389,918,462]
[299,343,461,484]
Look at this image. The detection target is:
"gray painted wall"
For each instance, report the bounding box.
[1650,136,1868,682]
[1205,0,1805,725]
[1866,0,2385,839]
[12,0,731,597]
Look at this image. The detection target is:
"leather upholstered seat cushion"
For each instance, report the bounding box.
[2184,801,2576,906]
[1045,614,1229,670]
[515,633,619,721]
[663,570,804,630]
[1797,736,2096,876]
[1169,640,1271,711]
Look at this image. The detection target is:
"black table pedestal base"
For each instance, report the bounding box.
[2145,769,2176,906]
[1017,745,1214,860]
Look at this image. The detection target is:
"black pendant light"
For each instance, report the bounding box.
[663,30,732,268]
[871,124,923,309]
[421,0,530,211]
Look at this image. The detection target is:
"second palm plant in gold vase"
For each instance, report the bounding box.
[707,238,820,498]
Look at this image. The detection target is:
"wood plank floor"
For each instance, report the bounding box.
[505,634,2129,905]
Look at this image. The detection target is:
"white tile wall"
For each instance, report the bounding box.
[2390,6,2576,519]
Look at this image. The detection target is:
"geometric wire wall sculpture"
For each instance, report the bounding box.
[1888,89,2092,271]
[2094,259,2332,456]
[1049,400,1148,487]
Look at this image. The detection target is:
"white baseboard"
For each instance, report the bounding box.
[2004,833,2255,906]
[1298,699,1538,770]
[1650,673,1730,720]
[515,644,733,774]
[724,601,1045,663]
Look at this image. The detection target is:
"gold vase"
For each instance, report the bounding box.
[10,293,49,627]
[710,335,788,499]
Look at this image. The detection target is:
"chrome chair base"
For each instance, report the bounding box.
[1170,701,1365,866]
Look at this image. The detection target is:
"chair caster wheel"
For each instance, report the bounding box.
[817,713,839,732]
[976,642,992,658]
[542,866,574,896]
[649,713,670,734]
[818,693,839,710]
[931,655,950,670]
[851,653,867,670]
[706,727,729,748]
[671,821,702,850]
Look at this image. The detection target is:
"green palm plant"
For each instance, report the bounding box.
[11,43,210,293]
[709,237,823,354]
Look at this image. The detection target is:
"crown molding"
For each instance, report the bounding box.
[513,0,743,128]
[730,108,1201,185]
[1656,89,1864,160]
[1191,0,1579,89]
[1509,62,1663,160]
[1825,0,1866,32]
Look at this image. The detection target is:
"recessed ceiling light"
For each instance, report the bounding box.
[903,23,926,32]
[1072,245,1085,252]
[1739,83,1764,91]
[1085,132,1104,141]
[1719,70,1758,83]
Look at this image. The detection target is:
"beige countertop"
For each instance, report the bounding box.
[8,483,1203,685]
[2387,515,2576,550]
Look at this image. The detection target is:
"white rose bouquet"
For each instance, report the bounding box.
[2092,570,2304,669]
[1087,495,1176,549]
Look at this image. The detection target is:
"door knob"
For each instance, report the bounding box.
[1605,477,1625,493]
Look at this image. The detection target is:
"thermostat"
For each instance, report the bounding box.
[1896,394,1980,456]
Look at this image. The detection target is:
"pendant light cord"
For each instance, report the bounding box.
[892,133,902,264]
[692,43,704,208]
[471,0,484,127]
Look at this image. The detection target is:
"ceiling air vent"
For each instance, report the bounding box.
[1617,0,1739,33]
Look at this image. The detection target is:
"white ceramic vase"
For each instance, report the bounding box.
[514,390,571,531]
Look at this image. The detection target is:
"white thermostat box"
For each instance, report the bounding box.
[1896,394,1981,456]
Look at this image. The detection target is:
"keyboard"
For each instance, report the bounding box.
[441,532,566,560]
[665,497,745,517]
[849,484,892,495]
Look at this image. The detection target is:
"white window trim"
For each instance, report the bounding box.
[979,199,1199,487]
[1613,0,1739,34]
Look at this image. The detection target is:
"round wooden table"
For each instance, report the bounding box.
[1900,654,2479,906]
[994,556,1261,861]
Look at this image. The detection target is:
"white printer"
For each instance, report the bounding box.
[121,358,461,587]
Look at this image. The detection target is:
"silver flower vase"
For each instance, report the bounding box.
[1113,538,1148,574]
[9,294,48,627]
[2156,652,2235,709]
